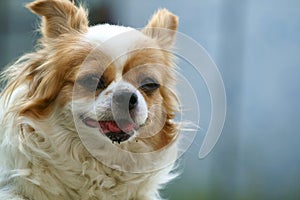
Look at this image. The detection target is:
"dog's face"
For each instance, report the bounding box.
[15,0,178,153]
[73,30,176,146]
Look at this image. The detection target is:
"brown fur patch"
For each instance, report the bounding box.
[19,36,94,118]
[0,1,91,119]
[27,0,89,38]
[142,9,178,49]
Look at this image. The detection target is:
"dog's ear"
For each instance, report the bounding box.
[142,9,178,49]
[27,0,89,38]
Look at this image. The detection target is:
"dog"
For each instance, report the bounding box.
[0,0,180,199]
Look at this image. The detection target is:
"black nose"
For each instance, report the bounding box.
[113,91,138,110]
[129,93,138,110]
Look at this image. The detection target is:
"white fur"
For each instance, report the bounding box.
[85,24,156,72]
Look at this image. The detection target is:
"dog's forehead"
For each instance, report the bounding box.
[84,24,156,78]
[86,24,138,42]
[84,24,158,80]
[85,24,152,62]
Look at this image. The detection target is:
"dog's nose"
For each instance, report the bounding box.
[113,91,138,110]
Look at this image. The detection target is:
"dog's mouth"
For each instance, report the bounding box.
[80,116,136,143]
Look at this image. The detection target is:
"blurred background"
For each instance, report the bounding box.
[1,0,300,199]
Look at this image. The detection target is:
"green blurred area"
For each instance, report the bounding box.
[164,183,300,200]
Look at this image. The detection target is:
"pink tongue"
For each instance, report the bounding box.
[99,121,134,134]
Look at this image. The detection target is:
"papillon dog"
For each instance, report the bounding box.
[0,0,180,199]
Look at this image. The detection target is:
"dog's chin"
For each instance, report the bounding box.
[80,115,142,144]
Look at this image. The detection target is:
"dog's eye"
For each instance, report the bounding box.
[79,75,106,91]
[97,77,106,90]
[140,78,160,94]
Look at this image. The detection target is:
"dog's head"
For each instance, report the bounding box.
[8,0,179,155]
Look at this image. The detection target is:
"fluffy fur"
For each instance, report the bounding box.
[0,0,179,199]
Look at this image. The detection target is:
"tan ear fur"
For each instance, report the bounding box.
[142,9,178,49]
[27,0,89,38]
